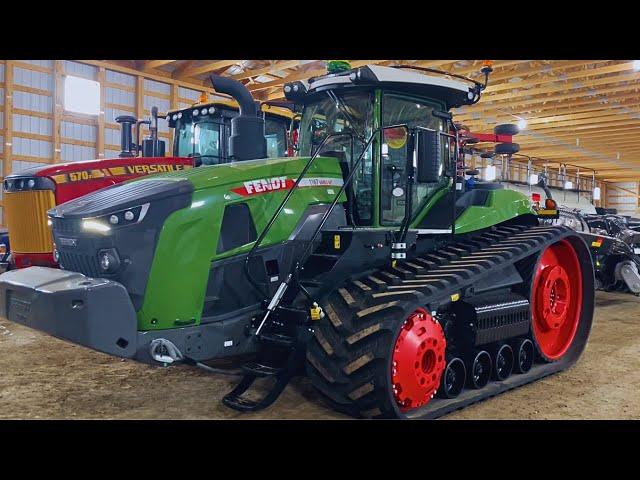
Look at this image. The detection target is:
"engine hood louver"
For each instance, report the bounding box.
[49,179,193,219]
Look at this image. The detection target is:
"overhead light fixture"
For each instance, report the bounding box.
[564,180,573,190]
[593,186,602,201]
[484,165,497,182]
[517,118,527,130]
[634,60,640,71]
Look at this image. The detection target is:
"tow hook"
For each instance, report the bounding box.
[149,338,184,366]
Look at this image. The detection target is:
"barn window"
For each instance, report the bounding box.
[64,75,100,116]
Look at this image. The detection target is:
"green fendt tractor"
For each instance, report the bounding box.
[0,64,595,419]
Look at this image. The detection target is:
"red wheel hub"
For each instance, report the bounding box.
[531,240,583,360]
[391,308,446,411]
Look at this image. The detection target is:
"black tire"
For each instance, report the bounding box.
[494,123,520,136]
[438,356,466,398]
[492,344,514,381]
[494,142,520,155]
[305,280,432,418]
[467,350,491,389]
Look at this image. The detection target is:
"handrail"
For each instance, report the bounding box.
[243,132,356,298]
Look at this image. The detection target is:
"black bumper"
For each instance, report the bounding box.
[0,267,259,364]
[0,267,138,358]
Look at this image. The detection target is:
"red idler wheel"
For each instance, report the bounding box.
[391,308,446,411]
[531,240,583,360]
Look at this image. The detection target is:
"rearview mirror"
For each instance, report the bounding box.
[415,128,441,183]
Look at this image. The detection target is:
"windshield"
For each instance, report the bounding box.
[298,90,375,225]
[298,91,373,157]
[176,119,223,165]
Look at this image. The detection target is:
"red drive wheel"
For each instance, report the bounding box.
[531,240,583,360]
[391,308,446,411]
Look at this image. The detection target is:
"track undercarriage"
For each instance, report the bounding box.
[225,223,594,418]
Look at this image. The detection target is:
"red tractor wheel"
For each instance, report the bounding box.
[391,308,446,412]
[531,240,583,361]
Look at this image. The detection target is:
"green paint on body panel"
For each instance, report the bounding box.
[454,188,534,234]
[135,156,346,331]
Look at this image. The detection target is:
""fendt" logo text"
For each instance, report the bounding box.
[232,176,293,196]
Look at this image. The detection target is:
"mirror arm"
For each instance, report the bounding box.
[450,121,460,237]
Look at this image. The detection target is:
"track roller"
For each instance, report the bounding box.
[467,350,491,389]
[438,356,466,399]
[512,338,534,374]
[492,344,514,381]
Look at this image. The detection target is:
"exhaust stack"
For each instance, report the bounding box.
[115,115,137,157]
[210,75,266,161]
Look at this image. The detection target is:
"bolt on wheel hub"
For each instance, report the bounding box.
[539,265,570,330]
[531,240,583,360]
[392,308,446,411]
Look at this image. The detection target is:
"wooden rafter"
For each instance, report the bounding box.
[177,60,242,79]
[143,60,178,70]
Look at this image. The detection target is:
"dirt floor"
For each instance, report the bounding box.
[0,290,639,420]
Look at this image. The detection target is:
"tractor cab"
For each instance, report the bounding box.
[284,63,497,232]
[167,99,294,165]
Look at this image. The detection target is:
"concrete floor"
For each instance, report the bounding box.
[0,290,638,420]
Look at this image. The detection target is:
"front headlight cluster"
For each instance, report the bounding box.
[81,203,150,234]
[4,177,39,192]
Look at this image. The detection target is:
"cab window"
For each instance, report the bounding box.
[298,91,375,225]
[265,116,288,158]
[176,120,223,165]
[381,94,450,225]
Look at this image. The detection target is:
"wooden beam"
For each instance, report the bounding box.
[3,61,13,179]
[169,83,178,156]
[230,60,304,81]
[483,61,634,94]
[135,76,145,137]
[53,60,63,163]
[171,60,195,79]
[78,60,216,93]
[177,60,242,79]
[143,60,177,70]
[97,67,105,158]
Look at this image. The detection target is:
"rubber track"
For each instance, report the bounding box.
[305,224,592,419]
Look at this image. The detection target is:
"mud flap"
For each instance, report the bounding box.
[0,266,137,358]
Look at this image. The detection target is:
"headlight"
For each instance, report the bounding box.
[53,248,60,263]
[82,203,149,234]
[98,249,121,273]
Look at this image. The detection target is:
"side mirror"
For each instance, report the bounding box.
[191,155,203,167]
[415,128,441,183]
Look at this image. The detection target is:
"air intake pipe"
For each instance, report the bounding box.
[210,75,266,161]
[115,115,137,157]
